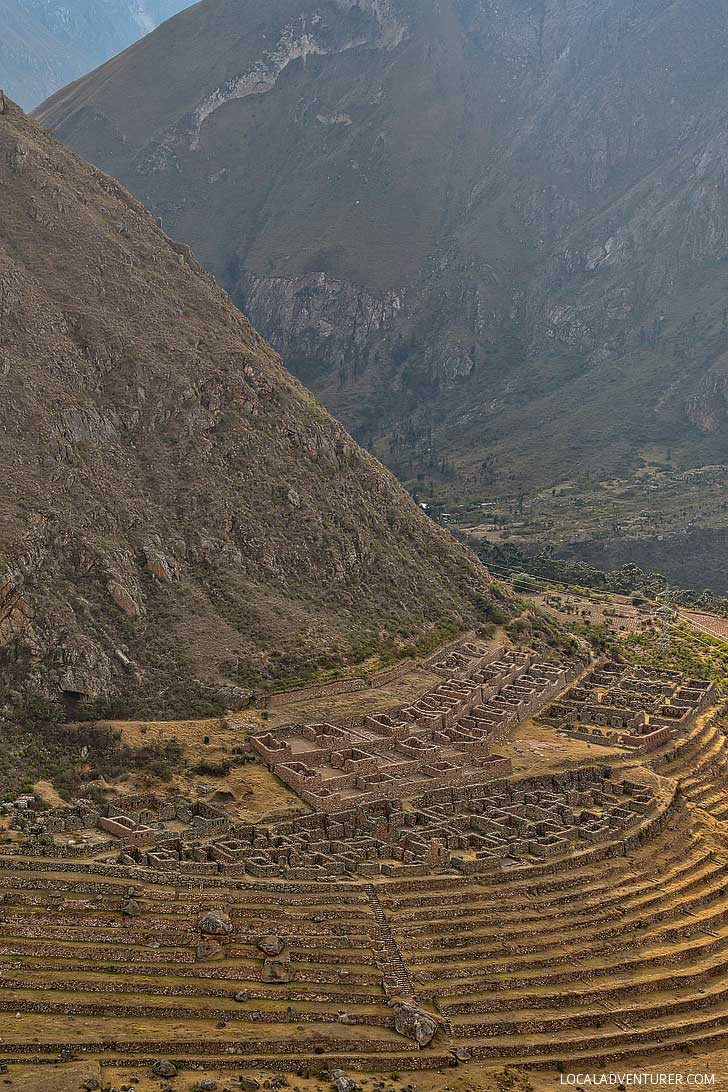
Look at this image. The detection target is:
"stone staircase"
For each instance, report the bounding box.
[367,885,417,1001]
[375,799,728,1064]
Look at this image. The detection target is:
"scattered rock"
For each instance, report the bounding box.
[257,932,285,956]
[151,1059,178,1077]
[198,909,234,935]
[392,1002,438,1047]
[197,1081,218,1091]
[334,1078,361,1092]
[238,1080,261,1092]
[143,545,175,583]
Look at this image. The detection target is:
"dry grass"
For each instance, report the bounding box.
[32,780,68,808]
[502,719,626,775]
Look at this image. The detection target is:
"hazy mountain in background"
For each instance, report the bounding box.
[0,0,193,109]
[36,0,728,512]
[0,96,512,714]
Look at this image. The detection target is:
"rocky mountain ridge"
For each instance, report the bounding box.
[36,0,728,503]
[0,0,192,109]
[0,96,510,714]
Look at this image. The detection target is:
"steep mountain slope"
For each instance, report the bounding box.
[0,0,192,109]
[0,97,511,714]
[37,0,728,503]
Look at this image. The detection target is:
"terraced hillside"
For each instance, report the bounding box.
[388,802,728,1068]
[4,630,728,1084]
[2,773,728,1075]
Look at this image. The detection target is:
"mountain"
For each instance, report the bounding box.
[0,0,193,110]
[0,96,513,715]
[36,0,728,515]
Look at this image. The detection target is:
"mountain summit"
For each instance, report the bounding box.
[0,97,507,713]
[1,0,192,109]
[37,0,728,502]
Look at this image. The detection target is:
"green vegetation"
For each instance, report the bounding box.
[623,626,728,687]
[480,541,728,616]
[0,696,182,803]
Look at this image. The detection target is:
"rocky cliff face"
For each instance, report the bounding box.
[0,0,192,109]
[0,98,510,713]
[36,0,728,496]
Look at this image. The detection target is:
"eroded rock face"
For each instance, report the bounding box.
[197,909,234,935]
[392,1001,438,1047]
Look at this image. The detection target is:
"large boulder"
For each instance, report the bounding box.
[261,953,293,984]
[216,685,253,711]
[195,938,225,962]
[151,1059,178,1077]
[257,933,285,956]
[392,1002,438,1047]
[333,1074,362,1092]
[197,909,233,936]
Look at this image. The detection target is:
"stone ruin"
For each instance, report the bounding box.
[10,792,230,863]
[253,646,585,812]
[118,767,659,881]
[542,661,716,752]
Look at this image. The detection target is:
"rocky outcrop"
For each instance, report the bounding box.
[151,1058,178,1077]
[181,4,404,151]
[261,951,293,984]
[257,933,285,957]
[195,938,225,962]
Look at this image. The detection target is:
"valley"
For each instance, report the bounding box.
[451,460,728,594]
[4,0,728,1086]
[34,0,728,582]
